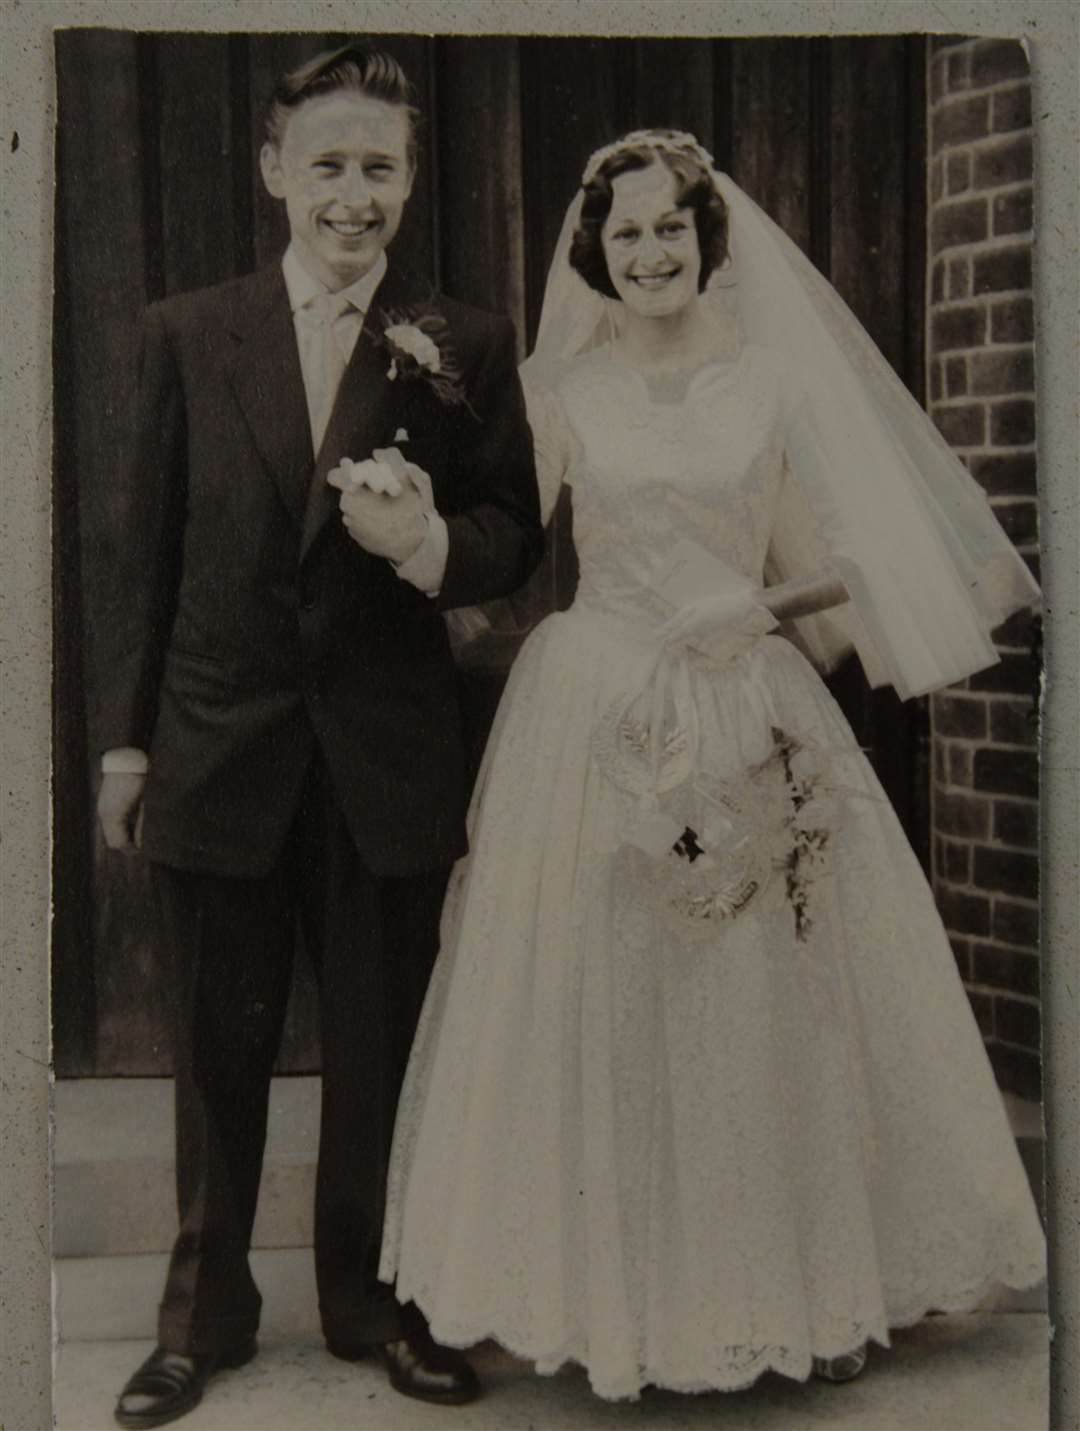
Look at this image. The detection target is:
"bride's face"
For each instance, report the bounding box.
[601,164,702,320]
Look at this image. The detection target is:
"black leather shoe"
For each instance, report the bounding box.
[114,1339,257,1428]
[327,1331,480,1406]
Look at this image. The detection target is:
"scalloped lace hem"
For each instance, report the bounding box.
[408,1260,1046,1402]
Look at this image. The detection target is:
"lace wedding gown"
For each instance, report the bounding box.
[380,343,1045,1400]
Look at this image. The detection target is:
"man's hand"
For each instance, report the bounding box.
[97,771,147,855]
[328,456,433,564]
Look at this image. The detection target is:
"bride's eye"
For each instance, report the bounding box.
[611,226,640,244]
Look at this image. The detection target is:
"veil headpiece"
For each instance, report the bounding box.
[580,129,717,186]
[520,128,1038,700]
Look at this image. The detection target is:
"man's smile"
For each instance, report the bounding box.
[323,217,381,239]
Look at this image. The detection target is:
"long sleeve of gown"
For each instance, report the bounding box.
[764,455,883,684]
[524,382,571,527]
[773,362,1038,700]
[441,381,571,659]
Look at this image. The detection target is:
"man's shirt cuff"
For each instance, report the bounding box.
[393,512,448,597]
[102,747,150,774]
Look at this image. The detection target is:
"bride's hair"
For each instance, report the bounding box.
[569,132,729,300]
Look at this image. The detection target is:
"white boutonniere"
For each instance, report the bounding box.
[384,323,442,381]
[372,307,476,416]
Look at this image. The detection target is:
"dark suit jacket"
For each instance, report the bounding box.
[98,262,543,878]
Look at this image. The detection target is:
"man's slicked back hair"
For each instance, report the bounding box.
[265,44,420,164]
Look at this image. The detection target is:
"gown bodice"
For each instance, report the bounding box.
[541,345,792,630]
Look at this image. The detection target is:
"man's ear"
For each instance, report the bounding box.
[260,142,286,200]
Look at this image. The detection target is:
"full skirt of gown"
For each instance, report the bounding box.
[380,603,1045,1400]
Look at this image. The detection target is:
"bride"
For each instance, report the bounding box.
[379,130,1045,1401]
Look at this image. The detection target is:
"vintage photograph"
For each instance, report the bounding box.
[49,26,1048,1430]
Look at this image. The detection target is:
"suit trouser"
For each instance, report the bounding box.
[152,757,450,1355]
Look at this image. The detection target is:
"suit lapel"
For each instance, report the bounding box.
[226,268,313,525]
[299,264,421,563]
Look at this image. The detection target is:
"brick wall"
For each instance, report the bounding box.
[926,38,1041,1101]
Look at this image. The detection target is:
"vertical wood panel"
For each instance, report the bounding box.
[904,37,930,869]
[519,37,635,345]
[432,36,550,708]
[829,37,920,831]
[728,39,813,253]
[156,35,242,296]
[434,37,526,349]
[52,90,96,1075]
[631,38,715,146]
[54,30,171,1074]
[829,37,909,369]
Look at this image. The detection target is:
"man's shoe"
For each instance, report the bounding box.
[114,1339,257,1429]
[327,1331,480,1406]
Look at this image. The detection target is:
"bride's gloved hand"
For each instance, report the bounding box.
[660,589,779,663]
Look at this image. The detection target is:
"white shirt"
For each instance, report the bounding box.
[282,242,383,407]
[102,247,450,776]
[280,243,448,599]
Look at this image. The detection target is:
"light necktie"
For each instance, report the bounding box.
[303,291,352,453]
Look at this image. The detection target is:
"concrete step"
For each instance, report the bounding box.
[53,1077,319,1257]
[53,1079,1046,1345]
[54,1248,320,1342]
[53,1079,1046,1260]
[51,1315,1050,1431]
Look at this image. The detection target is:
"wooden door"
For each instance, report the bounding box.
[53,31,927,1076]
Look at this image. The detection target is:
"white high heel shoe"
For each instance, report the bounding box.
[811,1345,868,1382]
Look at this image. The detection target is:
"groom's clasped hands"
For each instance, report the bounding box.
[328,448,435,564]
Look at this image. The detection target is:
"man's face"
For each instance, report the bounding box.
[261,91,414,291]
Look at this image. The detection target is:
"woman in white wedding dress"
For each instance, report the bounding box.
[380,131,1045,1401]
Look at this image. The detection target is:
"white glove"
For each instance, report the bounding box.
[327,449,435,564]
[328,456,405,498]
[660,589,778,664]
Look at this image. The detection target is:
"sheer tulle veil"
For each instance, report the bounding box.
[519,130,1039,702]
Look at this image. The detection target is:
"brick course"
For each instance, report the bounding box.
[931,303,986,351]
[993,797,1038,847]
[989,500,1038,547]
[991,295,1033,342]
[989,398,1036,446]
[972,135,1033,191]
[926,38,1039,1101]
[973,245,1032,295]
[970,452,1035,498]
[993,188,1033,236]
[992,86,1032,133]
[931,196,988,252]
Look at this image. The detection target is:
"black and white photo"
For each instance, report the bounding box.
[37,17,1067,1431]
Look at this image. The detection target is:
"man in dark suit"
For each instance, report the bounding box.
[96,45,542,1427]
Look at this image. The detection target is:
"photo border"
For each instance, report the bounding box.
[2,3,1075,1428]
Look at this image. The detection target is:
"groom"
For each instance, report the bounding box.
[96,44,541,1427]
